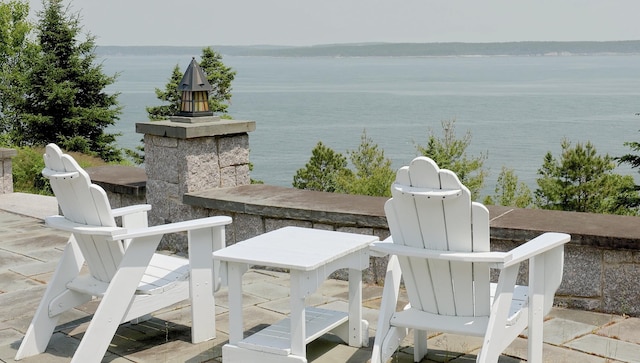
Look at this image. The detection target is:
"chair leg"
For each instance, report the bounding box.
[528,253,547,363]
[414,329,428,362]
[478,265,520,363]
[15,237,84,360]
[71,235,160,363]
[188,227,218,343]
[371,256,405,363]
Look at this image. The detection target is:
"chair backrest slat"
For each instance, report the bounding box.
[386,157,491,317]
[43,144,123,282]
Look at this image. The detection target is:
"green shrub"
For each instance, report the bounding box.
[12,147,51,195]
[12,146,108,195]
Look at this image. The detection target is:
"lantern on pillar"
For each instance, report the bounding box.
[177,57,214,117]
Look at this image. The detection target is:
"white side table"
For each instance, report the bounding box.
[214,226,378,363]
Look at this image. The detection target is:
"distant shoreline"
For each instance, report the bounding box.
[96,40,640,58]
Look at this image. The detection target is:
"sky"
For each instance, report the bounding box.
[27,0,640,46]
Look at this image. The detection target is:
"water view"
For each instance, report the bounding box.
[102,53,640,197]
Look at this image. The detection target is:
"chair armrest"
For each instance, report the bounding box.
[111,216,232,240]
[503,232,570,268]
[371,240,512,264]
[45,215,123,236]
[45,215,232,240]
[111,204,152,217]
[369,237,393,258]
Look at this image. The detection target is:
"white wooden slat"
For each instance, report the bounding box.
[370,242,510,263]
[471,203,491,252]
[439,170,475,316]
[387,191,438,314]
[140,265,187,283]
[472,203,492,316]
[237,307,349,356]
[391,307,490,337]
[66,275,109,297]
[112,216,231,240]
[542,246,564,315]
[93,237,123,282]
[391,184,462,199]
[136,256,190,294]
[61,154,100,225]
[149,253,189,271]
[73,234,109,282]
[393,162,441,314]
[41,169,79,180]
[384,199,434,314]
[408,158,456,316]
[389,284,529,337]
[489,283,529,326]
[90,185,116,228]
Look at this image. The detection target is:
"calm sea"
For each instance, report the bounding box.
[101,54,640,197]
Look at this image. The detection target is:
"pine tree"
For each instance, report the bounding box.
[483,167,532,208]
[146,65,182,120]
[335,131,395,197]
[416,119,488,200]
[293,141,348,192]
[147,47,235,120]
[199,47,235,113]
[17,0,122,161]
[0,0,35,142]
[535,139,638,215]
[616,123,640,210]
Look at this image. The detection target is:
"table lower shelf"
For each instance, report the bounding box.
[237,307,348,356]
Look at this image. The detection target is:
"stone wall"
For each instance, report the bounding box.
[92,175,640,317]
[135,118,255,251]
[185,185,640,317]
[0,148,17,194]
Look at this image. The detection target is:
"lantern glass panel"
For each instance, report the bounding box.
[181,91,192,112]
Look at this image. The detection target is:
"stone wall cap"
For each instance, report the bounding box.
[185,184,640,249]
[136,119,256,139]
[86,165,146,196]
[0,148,18,159]
[185,184,389,228]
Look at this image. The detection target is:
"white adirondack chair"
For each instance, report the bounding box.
[15,144,232,363]
[371,157,570,363]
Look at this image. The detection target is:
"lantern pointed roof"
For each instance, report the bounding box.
[178,57,213,92]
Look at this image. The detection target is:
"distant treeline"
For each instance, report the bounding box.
[97,41,640,58]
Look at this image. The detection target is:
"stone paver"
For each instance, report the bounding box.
[538,318,597,345]
[566,334,640,362]
[597,317,640,345]
[1,204,640,363]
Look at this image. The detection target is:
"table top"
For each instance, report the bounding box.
[213,226,378,271]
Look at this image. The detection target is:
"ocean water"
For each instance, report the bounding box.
[102,54,640,198]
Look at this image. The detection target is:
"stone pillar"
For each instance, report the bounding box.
[0,148,18,194]
[136,119,256,251]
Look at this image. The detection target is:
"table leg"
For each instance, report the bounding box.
[290,271,306,357]
[227,262,247,344]
[348,268,363,347]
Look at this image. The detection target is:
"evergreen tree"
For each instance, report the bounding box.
[146,65,182,120]
[147,47,235,120]
[416,119,488,200]
[483,167,532,208]
[292,141,348,192]
[535,139,638,215]
[616,126,640,210]
[0,0,35,143]
[199,47,235,113]
[335,131,395,197]
[17,0,122,161]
